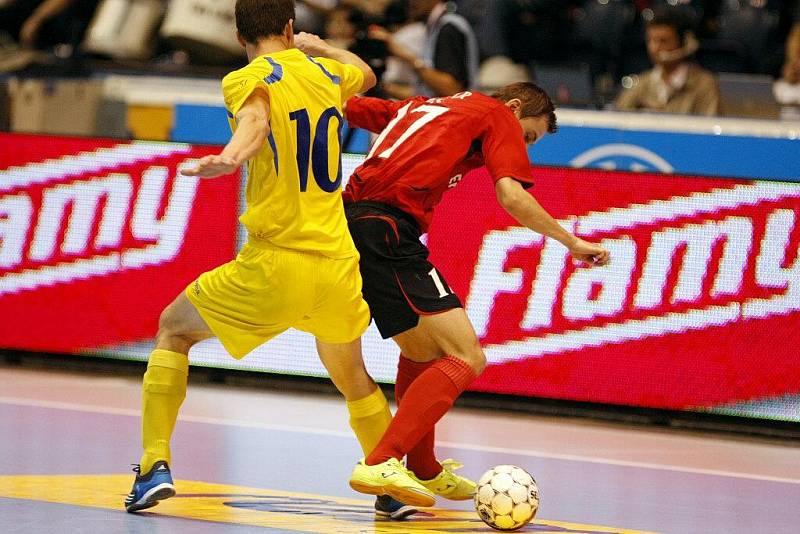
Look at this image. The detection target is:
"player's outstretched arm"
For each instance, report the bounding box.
[183,90,270,178]
[294,32,377,93]
[495,177,610,266]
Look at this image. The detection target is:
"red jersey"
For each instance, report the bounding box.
[343,91,534,231]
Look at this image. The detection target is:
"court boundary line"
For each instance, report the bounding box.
[2,395,798,486]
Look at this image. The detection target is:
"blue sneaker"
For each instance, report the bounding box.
[125,460,176,512]
[374,495,419,520]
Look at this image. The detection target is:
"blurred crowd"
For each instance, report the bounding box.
[1,0,800,116]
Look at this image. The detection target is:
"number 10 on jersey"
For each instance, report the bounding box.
[289,106,343,193]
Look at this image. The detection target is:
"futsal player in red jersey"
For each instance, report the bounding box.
[344,83,611,505]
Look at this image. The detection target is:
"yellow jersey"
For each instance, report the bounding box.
[221,48,364,258]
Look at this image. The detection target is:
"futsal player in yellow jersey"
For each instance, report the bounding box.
[125,0,433,515]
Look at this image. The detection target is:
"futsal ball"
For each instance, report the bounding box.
[474,465,539,531]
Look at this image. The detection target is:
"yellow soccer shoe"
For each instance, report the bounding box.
[410,459,477,501]
[349,457,436,507]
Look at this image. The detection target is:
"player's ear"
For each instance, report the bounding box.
[505,98,522,117]
[285,19,295,45]
[236,31,247,48]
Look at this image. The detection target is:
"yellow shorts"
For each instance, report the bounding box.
[185,241,371,359]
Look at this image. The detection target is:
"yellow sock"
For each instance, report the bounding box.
[346,386,392,456]
[139,349,189,474]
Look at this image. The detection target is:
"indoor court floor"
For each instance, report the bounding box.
[1,365,798,534]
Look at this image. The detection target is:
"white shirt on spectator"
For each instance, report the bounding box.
[652,63,689,106]
[383,22,426,86]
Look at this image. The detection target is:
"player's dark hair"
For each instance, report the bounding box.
[235,0,295,44]
[492,82,557,133]
[647,7,690,42]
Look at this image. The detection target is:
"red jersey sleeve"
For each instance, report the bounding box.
[344,96,426,133]
[481,105,535,187]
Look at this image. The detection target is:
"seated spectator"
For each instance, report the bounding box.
[774,11,800,105]
[340,0,393,18]
[380,20,425,97]
[781,12,800,84]
[0,0,99,50]
[369,0,479,98]
[324,4,361,49]
[615,8,720,116]
[324,4,389,96]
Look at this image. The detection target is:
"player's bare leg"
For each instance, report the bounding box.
[155,292,215,353]
[394,308,485,373]
[316,338,377,402]
[127,292,213,512]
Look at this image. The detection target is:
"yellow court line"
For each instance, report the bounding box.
[0,475,660,534]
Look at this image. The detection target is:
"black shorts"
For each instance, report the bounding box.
[345,201,462,339]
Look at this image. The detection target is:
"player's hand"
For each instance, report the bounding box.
[181,155,238,178]
[295,32,331,56]
[568,238,610,267]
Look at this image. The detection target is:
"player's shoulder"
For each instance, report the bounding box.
[427,92,507,124]
[469,91,506,109]
[479,94,518,123]
[222,62,263,88]
[427,91,498,108]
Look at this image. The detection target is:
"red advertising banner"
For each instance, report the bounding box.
[428,167,800,410]
[2,133,798,421]
[0,134,240,353]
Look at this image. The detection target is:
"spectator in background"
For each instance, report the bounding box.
[774,8,800,106]
[342,0,394,18]
[369,0,479,98]
[615,8,720,116]
[781,14,800,84]
[323,4,388,96]
[324,4,360,49]
[0,0,99,50]
[378,1,426,98]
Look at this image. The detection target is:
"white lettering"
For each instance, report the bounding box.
[635,217,753,309]
[742,209,800,318]
[122,167,199,268]
[29,175,133,261]
[0,194,33,268]
[467,227,541,338]
[562,238,636,321]
[521,221,575,329]
[710,217,753,297]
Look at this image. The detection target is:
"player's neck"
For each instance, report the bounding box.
[247,36,292,60]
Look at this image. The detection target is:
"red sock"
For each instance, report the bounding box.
[367,355,476,467]
[395,355,441,480]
